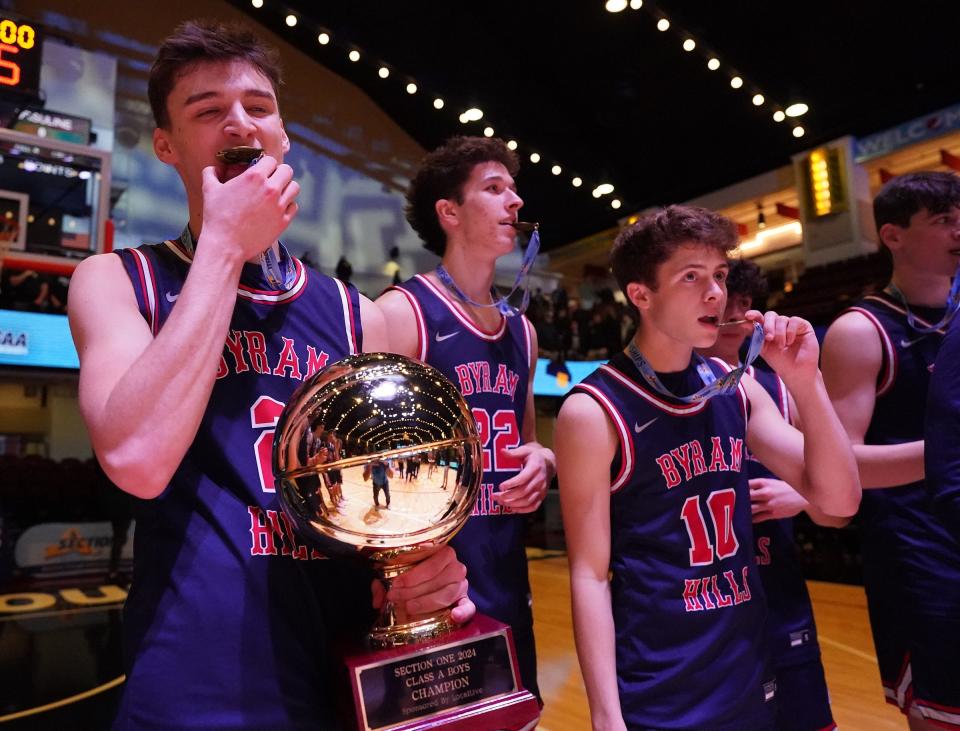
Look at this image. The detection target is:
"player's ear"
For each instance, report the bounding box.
[435,198,458,231]
[878,222,903,252]
[435,198,458,225]
[626,281,653,312]
[153,128,177,165]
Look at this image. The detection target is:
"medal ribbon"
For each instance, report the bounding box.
[178,225,296,291]
[886,266,960,334]
[435,226,540,317]
[626,323,765,404]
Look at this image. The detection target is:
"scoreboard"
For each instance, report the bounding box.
[0,15,42,101]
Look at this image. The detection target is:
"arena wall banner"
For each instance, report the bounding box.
[12,521,133,579]
[855,101,960,162]
[0,309,78,369]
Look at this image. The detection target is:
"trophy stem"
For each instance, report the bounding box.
[368,564,458,649]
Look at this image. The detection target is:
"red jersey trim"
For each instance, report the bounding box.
[129,248,158,336]
[520,315,534,369]
[572,382,633,493]
[160,239,307,305]
[845,306,897,396]
[391,285,429,362]
[164,238,192,263]
[413,274,507,341]
[914,698,960,729]
[334,278,359,355]
[598,364,710,416]
[863,294,948,335]
[236,258,307,304]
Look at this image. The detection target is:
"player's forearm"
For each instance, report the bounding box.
[786,372,861,516]
[93,250,243,497]
[570,574,625,731]
[852,441,924,488]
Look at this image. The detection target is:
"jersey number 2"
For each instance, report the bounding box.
[251,395,285,493]
[472,408,522,472]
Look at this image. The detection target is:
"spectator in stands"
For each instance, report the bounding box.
[383,245,402,286]
[537,306,561,358]
[335,254,353,283]
[2,268,48,311]
[554,305,572,360]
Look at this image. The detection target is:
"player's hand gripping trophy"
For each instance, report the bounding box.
[273,354,540,731]
[274,352,481,645]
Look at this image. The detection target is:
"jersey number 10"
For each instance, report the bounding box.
[680,488,740,566]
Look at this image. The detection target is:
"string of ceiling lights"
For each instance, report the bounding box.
[246,0,624,209]
[604,0,810,138]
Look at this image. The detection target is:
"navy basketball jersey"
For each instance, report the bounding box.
[391,274,538,697]
[926,313,960,541]
[572,352,774,731]
[747,365,822,668]
[844,293,960,615]
[113,238,369,729]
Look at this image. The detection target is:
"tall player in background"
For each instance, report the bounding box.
[556,206,859,731]
[698,258,841,731]
[378,136,555,702]
[68,21,473,729]
[822,172,960,729]
[926,312,960,542]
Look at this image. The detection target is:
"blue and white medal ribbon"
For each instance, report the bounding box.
[178,224,296,291]
[239,151,297,291]
[435,224,540,317]
[887,265,960,334]
[626,322,765,404]
[258,245,296,291]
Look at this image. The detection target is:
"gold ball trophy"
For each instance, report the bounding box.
[274,354,540,731]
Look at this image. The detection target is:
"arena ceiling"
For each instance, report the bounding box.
[228,0,958,250]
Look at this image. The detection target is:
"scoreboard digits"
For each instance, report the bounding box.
[0,16,42,99]
[0,19,36,50]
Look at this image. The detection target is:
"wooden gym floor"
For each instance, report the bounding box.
[527,550,906,731]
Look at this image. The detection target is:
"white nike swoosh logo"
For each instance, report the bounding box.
[435,331,458,342]
[900,334,936,348]
[634,417,657,434]
[166,291,180,303]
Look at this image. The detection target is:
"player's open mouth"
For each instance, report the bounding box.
[698,315,720,326]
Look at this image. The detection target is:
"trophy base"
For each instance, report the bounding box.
[368,608,458,649]
[345,614,540,731]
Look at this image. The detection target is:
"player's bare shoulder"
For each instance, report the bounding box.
[822,308,884,374]
[68,253,140,329]
[375,286,420,357]
[557,391,618,452]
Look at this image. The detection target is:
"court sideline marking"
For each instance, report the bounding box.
[0,675,126,723]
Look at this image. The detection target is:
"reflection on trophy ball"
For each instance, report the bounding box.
[273,353,482,566]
